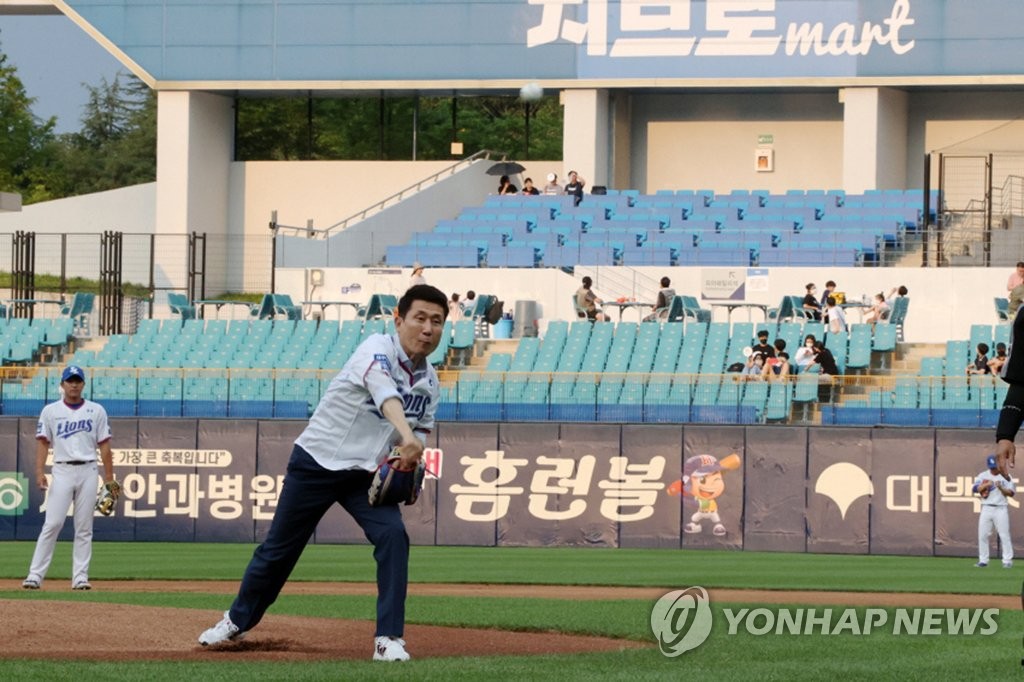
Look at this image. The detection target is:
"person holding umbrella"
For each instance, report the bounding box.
[497,175,517,195]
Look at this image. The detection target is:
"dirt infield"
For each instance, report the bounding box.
[1,580,1015,662]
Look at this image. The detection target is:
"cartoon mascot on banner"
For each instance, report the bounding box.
[667,453,742,536]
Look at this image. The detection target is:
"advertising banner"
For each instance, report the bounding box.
[933,429,1010,558]
[0,418,23,540]
[3,418,1018,556]
[869,429,934,555]
[435,423,500,546]
[806,428,872,554]
[95,418,139,542]
[132,420,200,542]
[680,425,745,550]
[743,426,806,553]
[618,424,681,549]
[255,421,304,543]
[496,423,620,547]
[194,420,259,543]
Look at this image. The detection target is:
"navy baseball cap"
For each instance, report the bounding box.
[987,454,998,469]
[61,366,85,382]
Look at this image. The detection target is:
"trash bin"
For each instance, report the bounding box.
[513,300,539,337]
[493,317,513,339]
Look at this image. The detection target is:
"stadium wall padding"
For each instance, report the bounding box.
[1,419,1016,557]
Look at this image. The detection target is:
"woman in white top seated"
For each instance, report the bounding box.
[794,334,817,373]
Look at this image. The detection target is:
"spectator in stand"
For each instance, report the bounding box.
[751,329,776,359]
[521,178,540,196]
[888,285,909,300]
[1008,262,1024,299]
[463,290,477,316]
[826,296,847,334]
[543,172,562,195]
[564,170,586,206]
[497,175,518,195]
[990,343,1008,375]
[643,276,676,322]
[409,265,426,288]
[764,351,790,382]
[863,292,891,327]
[967,343,992,376]
[448,293,464,322]
[1010,284,1024,318]
[794,334,817,373]
[763,339,787,377]
[820,280,838,311]
[809,340,839,377]
[802,283,822,321]
[741,351,766,381]
[575,276,606,321]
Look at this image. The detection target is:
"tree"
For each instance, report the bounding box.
[58,73,156,196]
[0,35,59,202]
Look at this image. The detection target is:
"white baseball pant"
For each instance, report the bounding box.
[26,462,99,586]
[978,504,1013,565]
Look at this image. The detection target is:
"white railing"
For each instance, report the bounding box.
[271,149,506,239]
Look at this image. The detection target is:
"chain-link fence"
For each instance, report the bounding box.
[0,231,273,335]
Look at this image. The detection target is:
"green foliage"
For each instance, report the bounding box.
[1,544,1021,680]
[0,543,1017,596]
[237,94,562,161]
[0,35,59,202]
[0,271,150,298]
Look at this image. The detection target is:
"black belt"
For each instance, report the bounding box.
[56,461,92,466]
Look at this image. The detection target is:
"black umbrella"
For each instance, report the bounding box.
[486,161,527,176]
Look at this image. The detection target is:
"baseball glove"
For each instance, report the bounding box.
[95,479,121,516]
[368,456,425,507]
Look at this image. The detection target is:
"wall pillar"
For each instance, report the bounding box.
[841,87,908,192]
[561,89,611,189]
[155,91,234,291]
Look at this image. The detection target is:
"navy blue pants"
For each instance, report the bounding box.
[228,445,409,636]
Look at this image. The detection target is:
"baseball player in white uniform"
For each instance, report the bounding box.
[23,365,114,590]
[973,454,1016,568]
[199,284,448,662]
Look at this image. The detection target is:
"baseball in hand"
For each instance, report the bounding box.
[519,82,544,102]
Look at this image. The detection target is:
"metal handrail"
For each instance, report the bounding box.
[272,149,508,239]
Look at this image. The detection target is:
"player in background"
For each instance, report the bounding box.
[22,366,115,591]
[973,454,1015,568]
[199,284,448,662]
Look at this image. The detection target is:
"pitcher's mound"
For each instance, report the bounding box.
[1,600,644,662]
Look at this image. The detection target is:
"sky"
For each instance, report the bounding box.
[0,13,127,133]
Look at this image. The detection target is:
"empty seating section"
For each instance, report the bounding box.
[823,323,1009,426]
[385,189,936,267]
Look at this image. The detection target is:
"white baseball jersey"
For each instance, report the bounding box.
[36,399,112,462]
[974,470,1016,507]
[295,333,439,472]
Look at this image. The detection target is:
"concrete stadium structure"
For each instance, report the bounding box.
[2,1,1024,341]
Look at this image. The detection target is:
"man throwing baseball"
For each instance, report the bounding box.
[23,365,115,591]
[199,284,447,662]
[973,454,1015,568]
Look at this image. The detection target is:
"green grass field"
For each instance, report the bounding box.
[1,542,1021,680]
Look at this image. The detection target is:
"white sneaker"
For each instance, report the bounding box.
[72,581,92,591]
[373,636,410,662]
[22,578,40,590]
[198,611,245,646]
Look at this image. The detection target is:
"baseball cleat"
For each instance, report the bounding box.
[72,581,92,591]
[22,578,40,590]
[974,562,988,568]
[373,636,410,662]
[198,611,245,646]
[1003,562,1013,569]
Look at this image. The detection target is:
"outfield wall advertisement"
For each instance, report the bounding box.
[0,418,1017,557]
